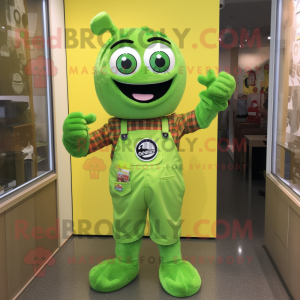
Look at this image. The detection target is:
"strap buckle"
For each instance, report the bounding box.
[161,117,169,139]
[121,134,128,140]
[120,119,128,140]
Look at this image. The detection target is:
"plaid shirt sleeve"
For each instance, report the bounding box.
[88,118,120,154]
[170,110,200,139]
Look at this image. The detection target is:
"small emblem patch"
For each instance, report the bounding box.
[115,183,123,192]
[135,138,158,162]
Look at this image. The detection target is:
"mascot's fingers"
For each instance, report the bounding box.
[197,69,217,87]
[84,113,97,125]
[218,72,236,92]
[68,112,85,119]
[64,130,88,142]
[63,123,88,132]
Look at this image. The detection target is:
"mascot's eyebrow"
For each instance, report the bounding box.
[147,37,171,45]
[110,39,134,49]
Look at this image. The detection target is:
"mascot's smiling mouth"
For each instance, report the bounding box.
[113,78,174,103]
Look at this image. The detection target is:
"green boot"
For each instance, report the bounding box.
[89,238,142,292]
[158,240,201,297]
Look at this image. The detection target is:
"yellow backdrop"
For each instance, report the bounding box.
[64,0,220,238]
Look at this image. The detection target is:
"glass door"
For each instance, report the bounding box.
[0,0,54,199]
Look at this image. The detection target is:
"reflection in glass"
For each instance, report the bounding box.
[0,0,53,198]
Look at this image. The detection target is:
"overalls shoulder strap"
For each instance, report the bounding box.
[161,117,169,139]
[120,119,128,140]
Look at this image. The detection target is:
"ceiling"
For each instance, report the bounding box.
[219,0,272,48]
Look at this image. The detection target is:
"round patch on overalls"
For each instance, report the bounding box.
[135,138,158,161]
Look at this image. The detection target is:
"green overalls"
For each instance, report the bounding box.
[109,117,185,245]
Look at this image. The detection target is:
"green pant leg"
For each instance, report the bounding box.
[109,169,147,243]
[147,165,185,245]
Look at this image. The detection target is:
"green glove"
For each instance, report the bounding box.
[195,69,236,129]
[62,112,97,158]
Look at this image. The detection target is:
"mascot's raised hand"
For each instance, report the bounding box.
[195,69,236,129]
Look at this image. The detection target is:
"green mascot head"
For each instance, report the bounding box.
[91,12,187,119]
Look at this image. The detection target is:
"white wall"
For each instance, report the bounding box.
[49,0,72,246]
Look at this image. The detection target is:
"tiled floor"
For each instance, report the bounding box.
[18,149,291,300]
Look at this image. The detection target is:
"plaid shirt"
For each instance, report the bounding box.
[88,110,200,159]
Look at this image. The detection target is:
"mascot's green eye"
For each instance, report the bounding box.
[109,46,141,77]
[116,54,137,74]
[144,43,175,74]
[150,51,170,73]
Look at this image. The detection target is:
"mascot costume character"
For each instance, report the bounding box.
[62,12,236,298]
